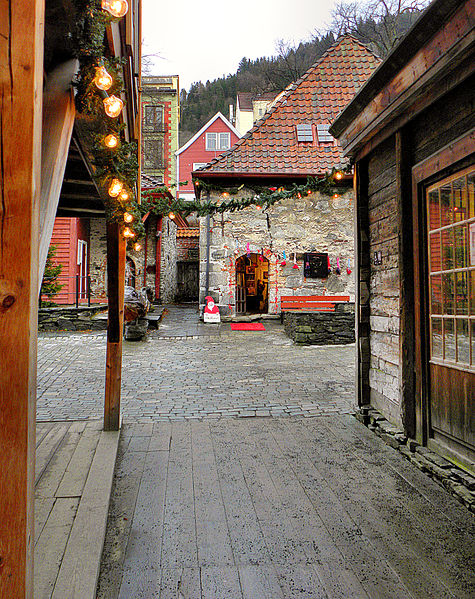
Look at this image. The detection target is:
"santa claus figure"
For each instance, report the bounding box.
[204,296,221,323]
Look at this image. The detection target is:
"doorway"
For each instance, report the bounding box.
[235,253,269,314]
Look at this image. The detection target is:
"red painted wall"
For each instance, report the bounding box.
[47,217,89,304]
[178,118,240,195]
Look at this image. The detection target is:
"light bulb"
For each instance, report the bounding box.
[108,178,123,197]
[256,205,262,210]
[123,212,134,223]
[103,95,124,118]
[103,134,119,148]
[168,212,176,219]
[123,227,135,238]
[334,171,343,180]
[222,192,229,198]
[134,242,142,252]
[101,0,128,18]
[94,66,113,91]
[333,194,340,200]
[119,189,130,201]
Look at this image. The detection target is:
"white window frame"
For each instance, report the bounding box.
[206,132,230,151]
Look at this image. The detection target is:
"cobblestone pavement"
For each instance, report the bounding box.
[37,305,355,422]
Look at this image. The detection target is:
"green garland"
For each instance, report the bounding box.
[140,169,351,219]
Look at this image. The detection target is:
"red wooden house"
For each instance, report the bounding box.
[176,112,240,202]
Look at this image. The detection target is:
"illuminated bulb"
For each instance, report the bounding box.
[168,212,176,219]
[333,193,340,200]
[123,212,134,223]
[103,95,124,118]
[297,193,302,199]
[134,242,142,252]
[108,178,123,197]
[103,134,119,148]
[222,192,230,198]
[123,227,135,238]
[101,0,128,18]
[307,189,312,195]
[94,66,113,91]
[334,171,343,180]
[119,189,130,201]
[256,205,262,210]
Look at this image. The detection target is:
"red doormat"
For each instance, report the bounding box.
[231,323,266,331]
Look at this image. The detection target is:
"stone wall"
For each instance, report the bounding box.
[38,305,107,331]
[283,303,355,345]
[199,188,355,316]
[160,216,177,302]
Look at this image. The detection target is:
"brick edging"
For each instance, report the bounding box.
[355,405,475,513]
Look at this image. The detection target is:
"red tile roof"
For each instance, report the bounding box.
[198,36,380,178]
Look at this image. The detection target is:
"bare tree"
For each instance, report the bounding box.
[330,0,430,57]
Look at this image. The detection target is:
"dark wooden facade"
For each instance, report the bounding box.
[331,0,475,473]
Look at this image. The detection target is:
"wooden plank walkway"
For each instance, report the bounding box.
[97,416,475,599]
[34,420,119,599]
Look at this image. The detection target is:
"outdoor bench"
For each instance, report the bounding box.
[280,295,350,317]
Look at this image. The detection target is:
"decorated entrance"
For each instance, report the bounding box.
[235,253,269,314]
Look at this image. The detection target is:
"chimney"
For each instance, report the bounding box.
[229,103,234,125]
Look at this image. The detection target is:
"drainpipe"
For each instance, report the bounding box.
[205,191,211,299]
[155,216,163,301]
[143,219,148,287]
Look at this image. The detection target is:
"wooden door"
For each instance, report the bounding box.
[177,261,199,301]
[426,166,475,465]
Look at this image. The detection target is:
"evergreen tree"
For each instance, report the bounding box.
[40,245,64,307]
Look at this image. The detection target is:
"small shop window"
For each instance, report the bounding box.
[304,252,328,278]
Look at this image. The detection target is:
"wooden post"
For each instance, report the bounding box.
[104,222,126,431]
[396,129,415,437]
[0,1,44,597]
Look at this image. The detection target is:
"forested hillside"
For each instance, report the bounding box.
[179,5,423,144]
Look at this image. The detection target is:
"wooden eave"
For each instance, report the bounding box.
[330,0,475,159]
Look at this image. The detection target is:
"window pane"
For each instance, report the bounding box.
[206,133,217,150]
[455,271,468,315]
[453,176,467,222]
[442,272,454,314]
[431,318,443,358]
[444,318,455,360]
[472,320,475,365]
[429,232,441,272]
[456,319,470,364]
[468,171,475,219]
[428,189,440,230]
[441,229,454,270]
[470,222,475,267]
[219,133,230,149]
[430,274,443,314]
[454,224,468,269]
[470,270,475,315]
[440,184,453,226]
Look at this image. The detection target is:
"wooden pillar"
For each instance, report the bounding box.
[0,1,44,597]
[396,129,416,437]
[104,222,126,431]
[354,160,371,406]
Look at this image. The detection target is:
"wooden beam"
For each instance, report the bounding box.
[0,1,44,597]
[39,59,78,286]
[104,222,126,431]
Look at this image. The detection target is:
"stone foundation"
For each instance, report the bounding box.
[38,305,108,331]
[283,303,355,345]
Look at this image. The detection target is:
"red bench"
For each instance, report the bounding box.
[280,295,350,314]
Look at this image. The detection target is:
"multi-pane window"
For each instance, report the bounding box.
[144,105,163,129]
[296,123,313,142]
[427,166,475,366]
[142,139,163,169]
[205,132,230,151]
[316,123,334,143]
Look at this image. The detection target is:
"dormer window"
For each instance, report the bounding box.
[316,123,334,143]
[296,123,313,142]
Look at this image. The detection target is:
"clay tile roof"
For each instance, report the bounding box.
[141,173,163,189]
[198,36,381,178]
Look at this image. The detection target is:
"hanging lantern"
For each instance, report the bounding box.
[123,227,135,238]
[123,212,134,223]
[103,133,119,149]
[94,66,113,91]
[108,178,123,197]
[101,0,128,18]
[103,95,124,118]
[119,189,130,201]
[134,242,142,252]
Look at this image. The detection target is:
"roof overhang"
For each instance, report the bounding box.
[330,0,474,160]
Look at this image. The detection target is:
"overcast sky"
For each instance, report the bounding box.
[142,0,342,92]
